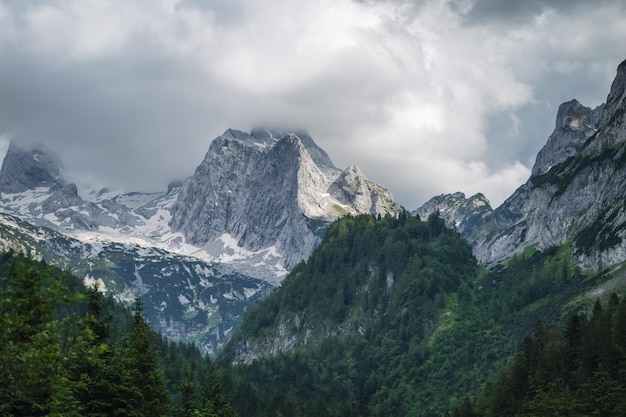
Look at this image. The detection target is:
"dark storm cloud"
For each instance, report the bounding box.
[0,40,220,192]
[452,0,619,25]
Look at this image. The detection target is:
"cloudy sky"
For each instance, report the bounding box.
[0,0,625,209]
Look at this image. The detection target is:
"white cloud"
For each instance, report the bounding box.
[0,0,624,209]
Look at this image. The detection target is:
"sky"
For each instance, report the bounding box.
[0,0,625,210]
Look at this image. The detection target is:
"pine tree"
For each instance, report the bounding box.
[176,365,198,417]
[127,296,170,417]
[200,363,237,417]
[0,256,80,416]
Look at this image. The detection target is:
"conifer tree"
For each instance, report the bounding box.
[0,255,80,416]
[176,365,197,417]
[200,363,237,417]
[127,296,170,417]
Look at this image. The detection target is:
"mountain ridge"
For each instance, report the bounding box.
[414,57,626,270]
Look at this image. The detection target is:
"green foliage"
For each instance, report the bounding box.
[0,252,83,416]
[3,206,622,417]
[218,212,621,417]
[220,213,484,416]
[0,251,238,417]
[451,295,626,417]
[479,245,585,328]
[232,213,475,343]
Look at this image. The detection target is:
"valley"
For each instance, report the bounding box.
[2,54,626,416]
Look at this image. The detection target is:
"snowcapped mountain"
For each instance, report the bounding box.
[0,211,271,355]
[0,128,400,353]
[0,129,399,279]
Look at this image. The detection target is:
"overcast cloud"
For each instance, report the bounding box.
[0,0,625,209]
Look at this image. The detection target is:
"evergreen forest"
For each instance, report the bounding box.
[449,296,626,417]
[1,212,625,416]
[0,252,236,417]
[218,213,626,416]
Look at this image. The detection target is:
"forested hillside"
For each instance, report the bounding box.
[218,213,482,416]
[0,252,236,417]
[448,295,626,417]
[2,212,624,416]
[218,213,620,416]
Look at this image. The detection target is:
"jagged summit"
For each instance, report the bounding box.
[604,59,626,120]
[170,129,400,269]
[0,128,399,274]
[249,127,338,173]
[415,57,626,269]
[531,99,602,176]
[0,141,64,194]
[412,192,493,238]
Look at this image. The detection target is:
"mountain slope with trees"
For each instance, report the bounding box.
[0,252,237,417]
[217,212,623,416]
[448,295,626,417]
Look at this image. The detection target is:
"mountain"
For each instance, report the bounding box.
[220,213,487,416]
[0,129,399,353]
[0,141,64,193]
[225,213,478,363]
[0,211,272,355]
[415,58,626,270]
[170,128,400,270]
[0,129,399,278]
[213,59,626,416]
[413,191,494,243]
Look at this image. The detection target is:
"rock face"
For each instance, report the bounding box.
[413,192,494,241]
[532,99,603,176]
[415,58,626,270]
[0,211,271,355]
[1,128,399,275]
[170,129,400,269]
[0,142,64,193]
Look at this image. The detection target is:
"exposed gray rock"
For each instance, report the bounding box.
[0,142,64,193]
[415,58,626,270]
[531,99,602,176]
[412,192,493,237]
[170,130,400,269]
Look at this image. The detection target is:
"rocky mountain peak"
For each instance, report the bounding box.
[604,59,626,119]
[291,131,337,173]
[531,99,601,176]
[419,58,626,269]
[170,129,400,270]
[328,165,399,216]
[593,59,626,149]
[556,99,592,130]
[413,192,493,236]
[0,141,64,194]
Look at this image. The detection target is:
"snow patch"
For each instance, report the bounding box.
[83,275,107,293]
[178,294,190,306]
